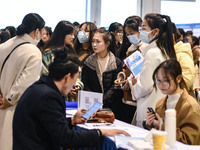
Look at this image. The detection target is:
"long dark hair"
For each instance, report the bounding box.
[108,22,123,56]
[171,22,181,43]
[118,16,142,60]
[37,26,53,50]
[74,22,97,54]
[49,47,81,81]
[108,22,123,33]
[152,59,187,90]
[42,21,74,53]
[16,13,45,36]
[144,13,176,59]
[0,31,9,43]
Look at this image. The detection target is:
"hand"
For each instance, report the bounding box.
[146,112,162,130]
[122,80,130,91]
[71,109,87,125]
[0,97,12,109]
[152,113,162,130]
[68,90,77,97]
[0,95,3,106]
[68,86,81,97]
[114,77,123,88]
[74,86,81,92]
[146,111,156,128]
[99,129,130,137]
[0,94,3,106]
[131,76,138,85]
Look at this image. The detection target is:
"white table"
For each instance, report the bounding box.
[67,109,200,150]
[78,119,200,150]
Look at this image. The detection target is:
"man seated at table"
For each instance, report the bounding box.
[13,47,130,150]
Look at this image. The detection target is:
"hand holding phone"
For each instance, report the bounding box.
[120,82,125,88]
[147,107,155,114]
[82,102,102,120]
[147,107,157,120]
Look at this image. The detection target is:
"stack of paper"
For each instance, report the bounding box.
[128,139,153,149]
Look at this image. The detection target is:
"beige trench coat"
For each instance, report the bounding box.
[0,34,42,150]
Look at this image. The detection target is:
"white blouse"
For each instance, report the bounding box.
[167,90,183,109]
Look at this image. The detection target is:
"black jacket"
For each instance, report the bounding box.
[82,52,123,108]
[13,75,102,150]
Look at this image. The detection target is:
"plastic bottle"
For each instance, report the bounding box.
[165,109,176,147]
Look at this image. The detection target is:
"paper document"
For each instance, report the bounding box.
[128,139,153,149]
[66,109,77,117]
[78,90,103,109]
[124,51,143,77]
[115,136,143,149]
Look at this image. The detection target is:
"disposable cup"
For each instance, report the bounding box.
[152,130,167,150]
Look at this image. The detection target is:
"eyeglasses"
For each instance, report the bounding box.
[155,79,170,87]
[116,30,123,35]
[117,32,123,35]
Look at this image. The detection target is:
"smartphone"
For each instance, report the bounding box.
[82,102,102,120]
[147,107,155,114]
[147,107,157,120]
[121,82,125,88]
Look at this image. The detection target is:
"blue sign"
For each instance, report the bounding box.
[176,23,200,37]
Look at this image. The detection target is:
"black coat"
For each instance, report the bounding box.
[13,75,102,150]
[82,52,123,108]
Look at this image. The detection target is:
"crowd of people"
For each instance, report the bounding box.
[0,12,200,150]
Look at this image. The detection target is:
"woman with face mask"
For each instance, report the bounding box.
[127,13,177,128]
[0,13,45,150]
[118,16,145,61]
[74,22,97,65]
[114,16,148,123]
[125,16,148,55]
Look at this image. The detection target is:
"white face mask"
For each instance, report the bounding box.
[34,39,40,45]
[127,34,140,45]
[77,31,89,43]
[140,30,155,44]
[34,30,41,45]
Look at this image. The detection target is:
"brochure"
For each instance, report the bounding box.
[78,90,103,110]
[124,51,143,77]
